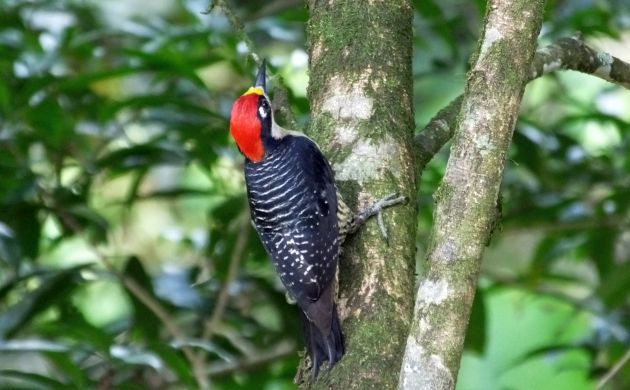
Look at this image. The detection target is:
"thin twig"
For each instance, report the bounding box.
[206,340,296,377]
[104,260,210,388]
[596,346,630,389]
[194,208,251,380]
[202,210,251,340]
[212,0,260,64]
[214,325,258,355]
[207,0,299,128]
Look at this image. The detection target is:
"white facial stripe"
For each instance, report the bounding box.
[260,92,307,140]
[271,121,287,139]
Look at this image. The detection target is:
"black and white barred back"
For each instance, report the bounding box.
[245,134,339,305]
[244,133,345,373]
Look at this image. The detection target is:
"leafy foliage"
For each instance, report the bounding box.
[0,0,629,389]
[0,0,303,388]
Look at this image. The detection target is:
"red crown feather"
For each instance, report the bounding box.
[230,91,264,162]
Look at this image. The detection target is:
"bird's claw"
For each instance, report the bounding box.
[354,193,408,242]
[285,291,297,305]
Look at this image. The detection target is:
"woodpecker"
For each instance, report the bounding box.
[229,61,405,377]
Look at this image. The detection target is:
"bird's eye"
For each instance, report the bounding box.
[258,98,270,119]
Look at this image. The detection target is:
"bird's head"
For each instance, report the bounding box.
[229,61,274,162]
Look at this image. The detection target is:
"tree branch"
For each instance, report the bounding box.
[206,340,296,377]
[202,210,250,340]
[416,36,630,170]
[532,37,630,89]
[596,345,630,389]
[196,210,251,382]
[110,268,211,388]
[58,222,210,389]
[306,0,417,388]
[399,1,545,389]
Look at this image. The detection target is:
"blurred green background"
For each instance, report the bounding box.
[1,0,629,389]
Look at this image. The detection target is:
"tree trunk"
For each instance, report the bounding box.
[305,0,417,388]
[399,1,545,389]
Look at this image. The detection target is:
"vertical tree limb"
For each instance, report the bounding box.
[305,0,417,388]
[399,1,545,389]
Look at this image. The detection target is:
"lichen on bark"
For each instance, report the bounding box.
[399,1,545,389]
[303,0,417,388]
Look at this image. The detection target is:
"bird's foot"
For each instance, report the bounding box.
[285,291,297,305]
[352,193,408,243]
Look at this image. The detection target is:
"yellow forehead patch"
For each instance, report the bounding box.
[242,86,264,96]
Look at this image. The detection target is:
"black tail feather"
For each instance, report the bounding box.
[300,305,345,377]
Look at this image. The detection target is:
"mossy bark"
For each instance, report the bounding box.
[399,1,545,389]
[304,0,417,388]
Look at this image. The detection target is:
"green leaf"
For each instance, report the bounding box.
[96,143,187,176]
[58,205,110,244]
[122,256,160,340]
[26,96,74,149]
[171,338,234,361]
[0,265,89,339]
[0,339,68,352]
[586,227,616,278]
[100,94,220,122]
[511,344,595,368]
[0,269,48,301]
[56,67,145,91]
[0,79,10,115]
[0,204,41,261]
[46,185,108,243]
[110,344,162,370]
[464,287,486,354]
[131,187,212,201]
[596,260,630,308]
[0,222,21,270]
[0,369,69,389]
[149,342,197,388]
[529,234,583,279]
[52,303,114,353]
[44,351,90,389]
[121,47,207,87]
[116,384,149,390]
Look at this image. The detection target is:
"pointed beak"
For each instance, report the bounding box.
[254,59,266,91]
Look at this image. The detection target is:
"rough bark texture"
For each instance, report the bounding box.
[399,1,545,389]
[304,0,417,388]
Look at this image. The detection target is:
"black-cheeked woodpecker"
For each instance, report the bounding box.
[229,61,405,377]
